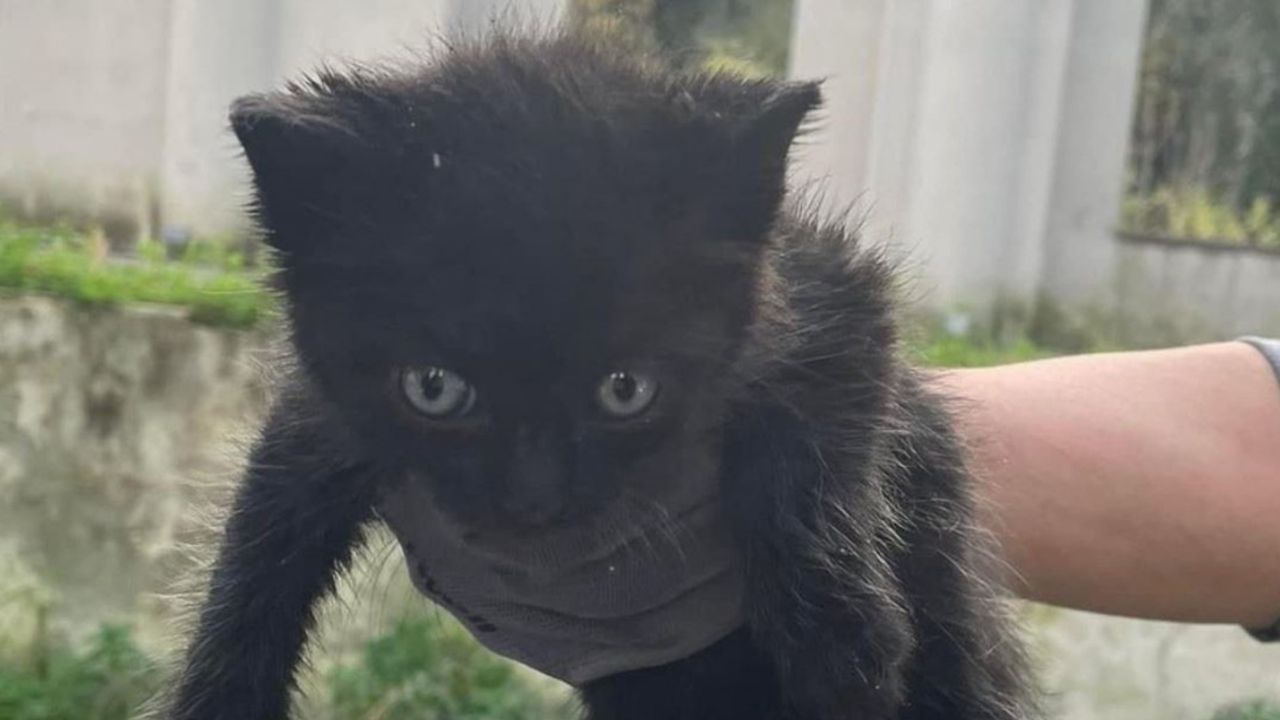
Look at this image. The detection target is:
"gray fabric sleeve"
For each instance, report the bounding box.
[1238,337,1280,642]
[1240,336,1280,386]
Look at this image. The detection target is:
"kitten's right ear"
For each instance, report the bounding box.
[230,93,367,249]
[230,92,366,179]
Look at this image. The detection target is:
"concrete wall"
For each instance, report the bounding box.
[0,297,270,653]
[0,0,562,241]
[1114,239,1280,341]
[0,0,172,238]
[1033,606,1280,720]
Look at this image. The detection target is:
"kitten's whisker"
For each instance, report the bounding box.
[617,490,690,569]
[642,496,689,568]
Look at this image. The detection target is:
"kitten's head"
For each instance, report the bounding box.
[232,32,817,536]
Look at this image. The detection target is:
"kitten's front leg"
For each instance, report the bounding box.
[164,394,378,720]
[722,407,913,720]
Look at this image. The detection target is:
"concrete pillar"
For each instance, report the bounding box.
[159,0,281,237]
[895,1,1050,306]
[1038,1,1148,307]
[0,0,171,243]
[789,0,1148,317]
[861,0,930,244]
[787,0,887,210]
[157,0,562,237]
[274,0,450,79]
[448,0,565,37]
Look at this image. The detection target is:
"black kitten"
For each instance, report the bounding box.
[164,30,1035,720]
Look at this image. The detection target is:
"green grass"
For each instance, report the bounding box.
[0,219,1073,365]
[0,625,158,720]
[0,221,272,329]
[914,335,1054,368]
[0,619,558,720]
[326,617,559,720]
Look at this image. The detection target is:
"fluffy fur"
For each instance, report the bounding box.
[163,30,1036,720]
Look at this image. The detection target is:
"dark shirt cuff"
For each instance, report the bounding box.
[1238,337,1280,642]
[1240,336,1280,385]
[1247,619,1280,643]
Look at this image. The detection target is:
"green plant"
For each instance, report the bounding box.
[1128,1,1280,233]
[1121,185,1280,249]
[326,616,559,720]
[1211,700,1280,720]
[0,617,564,720]
[572,0,793,76]
[0,220,273,329]
[0,625,160,720]
[702,43,774,78]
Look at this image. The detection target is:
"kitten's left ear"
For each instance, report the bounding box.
[732,80,822,175]
[721,80,822,237]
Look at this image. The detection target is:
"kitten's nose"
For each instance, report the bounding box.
[501,488,563,526]
[502,428,569,527]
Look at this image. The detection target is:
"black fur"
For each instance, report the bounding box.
[165,30,1035,720]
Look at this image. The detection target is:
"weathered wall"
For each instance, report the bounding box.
[0,295,270,652]
[1,297,1276,714]
[1113,239,1280,342]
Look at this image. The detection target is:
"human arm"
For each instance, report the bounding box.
[932,341,1280,631]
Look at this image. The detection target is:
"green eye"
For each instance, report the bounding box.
[400,367,477,418]
[596,371,659,419]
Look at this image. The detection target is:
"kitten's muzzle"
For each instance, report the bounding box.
[500,428,572,528]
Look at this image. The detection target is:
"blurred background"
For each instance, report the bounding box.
[0,1,1277,718]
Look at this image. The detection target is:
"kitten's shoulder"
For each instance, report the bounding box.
[769,203,899,312]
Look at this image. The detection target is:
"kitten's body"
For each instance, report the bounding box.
[164,31,1034,720]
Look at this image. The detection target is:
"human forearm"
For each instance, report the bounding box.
[933,342,1280,628]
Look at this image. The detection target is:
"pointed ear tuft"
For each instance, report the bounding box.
[734,80,822,171]
[229,93,371,252]
[715,80,821,239]
[230,93,364,184]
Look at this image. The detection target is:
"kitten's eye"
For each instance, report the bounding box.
[596,371,659,419]
[400,367,477,419]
